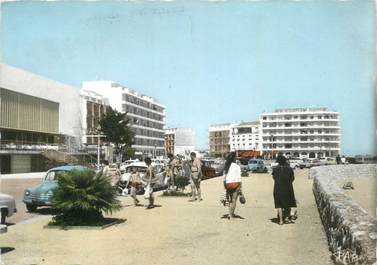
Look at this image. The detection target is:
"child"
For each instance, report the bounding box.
[130,168,140,206]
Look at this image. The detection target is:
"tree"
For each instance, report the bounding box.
[51,169,122,226]
[99,107,134,162]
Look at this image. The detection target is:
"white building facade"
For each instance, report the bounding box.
[164,128,195,157]
[260,108,341,158]
[230,121,261,152]
[0,63,82,173]
[82,81,166,157]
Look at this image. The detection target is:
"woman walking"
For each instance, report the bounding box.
[272,155,297,225]
[223,152,242,219]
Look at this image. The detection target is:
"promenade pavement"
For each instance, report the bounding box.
[0,170,333,265]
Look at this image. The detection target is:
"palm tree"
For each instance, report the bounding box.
[51,169,122,226]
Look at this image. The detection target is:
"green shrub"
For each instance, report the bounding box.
[50,169,122,226]
[175,176,190,191]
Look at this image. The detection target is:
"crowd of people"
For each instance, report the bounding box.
[100,152,298,224]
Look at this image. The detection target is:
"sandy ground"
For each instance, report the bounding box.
[339,176,377,218]
[0,169,333,265]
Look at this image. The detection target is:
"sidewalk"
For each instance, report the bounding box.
[0,169,333,265]
[0,172,46,180]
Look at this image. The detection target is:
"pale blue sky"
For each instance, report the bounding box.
[1,1,375,155]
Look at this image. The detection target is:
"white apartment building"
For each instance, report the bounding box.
[82,81,166,157]
[260,107,341,158]
[230,121,261,152]
[164,128,195,157]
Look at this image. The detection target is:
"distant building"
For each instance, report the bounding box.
[164,128,195,156]
[208,123,234,157]
[230,121,260,153]
[82,81,166,157]
[260,107,341,158]
[0,63,82,173]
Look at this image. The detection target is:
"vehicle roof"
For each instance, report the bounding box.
[49,165,89,172]
[126,162,147,167]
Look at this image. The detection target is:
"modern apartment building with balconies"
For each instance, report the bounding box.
[82,81,166,158]
[230,121,261,152]
[260,107,341,158]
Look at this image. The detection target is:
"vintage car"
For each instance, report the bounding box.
[200,159,217,180]
[119,162,166,195]
[23,165,90,212]
[0,193,17,224]
[248,159,268,173]
[299,158,312,169]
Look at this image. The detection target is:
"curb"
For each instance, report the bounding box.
[43,219,126,230]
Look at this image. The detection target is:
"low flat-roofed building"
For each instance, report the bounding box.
[0,63,82,173]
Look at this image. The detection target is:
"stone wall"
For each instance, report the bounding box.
[311,165,377,265]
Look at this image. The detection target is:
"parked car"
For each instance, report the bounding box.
[237,158,250,173]
[299,158,311,169]
[201,159,217,180]
[23,165,90,212]
[211,159,225,176]
[0,193,17,224]
[248,159,268,173]
[310,159,326,168]
[119,162,167,195]
[288,158,302,169]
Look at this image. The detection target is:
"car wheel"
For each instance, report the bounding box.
[26,204,37,213]
[0,208,7,224]
[263,168,268,173]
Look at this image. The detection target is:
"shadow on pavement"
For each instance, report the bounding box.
[269,217,295,225]
[221,214,245,219]
[0,247,15,255]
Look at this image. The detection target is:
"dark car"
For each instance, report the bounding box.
[201,159,217,180]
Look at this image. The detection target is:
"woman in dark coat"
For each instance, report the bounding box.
[272,155,297,225]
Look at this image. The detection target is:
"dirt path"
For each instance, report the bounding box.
[1,170,333,265]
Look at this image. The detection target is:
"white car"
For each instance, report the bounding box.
[0,193,17,224]
[120,162,166,191]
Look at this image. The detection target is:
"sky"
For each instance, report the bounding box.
[1,0,375,155]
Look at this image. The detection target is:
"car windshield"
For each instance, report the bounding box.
[249,160,257,164]
[126,166,147,173]
[45,170,67,181]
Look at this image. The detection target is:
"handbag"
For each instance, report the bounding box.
[239,191,246,204]
[225,182,241,191]
[144,184,151,199]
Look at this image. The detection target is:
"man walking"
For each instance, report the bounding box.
[166,153,179,191]
[189,152,202,202]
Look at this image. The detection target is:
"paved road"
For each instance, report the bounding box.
[0,178,49,224]
[1,169,333,265]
